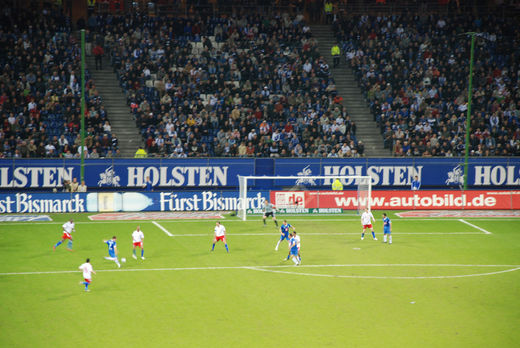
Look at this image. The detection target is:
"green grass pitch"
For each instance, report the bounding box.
[1,211,519,347]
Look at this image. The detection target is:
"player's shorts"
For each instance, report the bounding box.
[84,278,91,284]
[280,233,289,241]
[108,251,116,258]
[62,232,72,240]
[290,249,299,256]
[264,212,275,218]
[384,229,391,234]
[363,224,373,229]
[133,242,143,248]
[215,235,225,242]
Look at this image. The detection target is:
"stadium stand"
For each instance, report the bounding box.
[90,13,363,158]
[334,13,520,157]
[0,8,117,159]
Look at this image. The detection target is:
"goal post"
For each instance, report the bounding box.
[237,175,372,221]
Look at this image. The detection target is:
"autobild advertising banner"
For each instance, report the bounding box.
[0,158,519,189]
[270,190,520,210]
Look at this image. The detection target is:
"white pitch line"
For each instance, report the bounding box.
[246,266,520,279]
[1,264,519,276]
[1,217,520,226]
[458,219,492,234]
[152,221,173,237]
[166,232,487,237]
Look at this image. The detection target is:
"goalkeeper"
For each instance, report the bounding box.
[262,199,278,227]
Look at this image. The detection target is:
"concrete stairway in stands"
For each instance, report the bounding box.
[311,24,390,157]
[86,55,142,157]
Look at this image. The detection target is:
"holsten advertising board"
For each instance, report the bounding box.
[0,190,519,213]
[0,158,519,189]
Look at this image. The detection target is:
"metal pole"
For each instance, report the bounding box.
[463,33,475,191]
[80,29,86,182]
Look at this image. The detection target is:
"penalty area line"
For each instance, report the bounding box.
[152,221,173,237]
[458,219,492,234]
[2,264,520,276]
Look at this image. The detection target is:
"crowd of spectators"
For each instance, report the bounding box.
[87,12,363,158]
[334,13,520,157]
[0,8,118,159]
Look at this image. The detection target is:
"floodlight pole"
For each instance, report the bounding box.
[80,29,86,182]
[463,32,476,191]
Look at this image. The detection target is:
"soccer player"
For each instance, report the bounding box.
[361,208,377,240]
[132,226,145,260]
[78,258,96,292]
[53,218,75,251]
[383,213,392,244]
[275,220,295,251]
[288,232,300,266]
[103,236,121,268]
[411,175,421,191]
[286,231,302,263]
[262,199,278,227]
[211,221,229,253]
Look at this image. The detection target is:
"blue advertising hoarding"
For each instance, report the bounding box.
[0,158,519,189]
[0,191,268,214]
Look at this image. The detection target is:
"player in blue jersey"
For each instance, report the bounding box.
[382,213,392,244]
[103,236,121,268]
[288,232,300,266]
[275,220,295,251]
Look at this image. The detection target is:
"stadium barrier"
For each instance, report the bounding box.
[1,190,519,214]
[0,158,520,190]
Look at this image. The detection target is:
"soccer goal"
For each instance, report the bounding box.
[237,175,372,221]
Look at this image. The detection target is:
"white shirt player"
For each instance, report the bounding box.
[79,262,94,280]
[215,224,226,237]
[361,210,375,225]
[63,220,75,233]
[132,229,144,243]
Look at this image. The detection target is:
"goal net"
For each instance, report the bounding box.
[237,175,372,221]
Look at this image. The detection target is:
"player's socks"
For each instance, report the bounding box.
[274,220,278,226]
[67,240,73,249]
[275,240,281,251]
[361,233,365,240]
[133,250,136,257]
[141,249,144,257]
[55,241,62,247]
[263,219,266,225]
[225,244,229,253]
[286,254,290,260]
[211,243,215,251]
[115,259,121,268]
[372,231,376,239]
[292,257,298,265]
[389,236,392,244]
[384,235,387,243]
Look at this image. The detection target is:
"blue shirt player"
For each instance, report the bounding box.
[275,220,295,251]
[288,233,300,266]
[382,213,392,244]
[103,236,121,268]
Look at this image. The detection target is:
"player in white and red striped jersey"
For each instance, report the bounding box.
[79,258,96,292]
[360,208,377,241]
[211,221,229,253]
[53,219,75,251]
[132,226,145,260]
